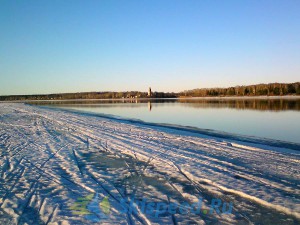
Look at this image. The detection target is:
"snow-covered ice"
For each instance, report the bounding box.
[0,103,299,225]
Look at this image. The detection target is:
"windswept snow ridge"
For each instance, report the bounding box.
[0,103,299,225]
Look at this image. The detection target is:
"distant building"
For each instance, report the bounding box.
[148,87,152,97]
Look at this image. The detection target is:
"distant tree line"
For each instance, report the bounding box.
[180,82,300,97]
[0,82,299,101]
[0,91,177,101]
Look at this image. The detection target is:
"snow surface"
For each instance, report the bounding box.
[0,103,299,225]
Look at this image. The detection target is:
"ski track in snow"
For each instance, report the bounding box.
[0,103,299,225]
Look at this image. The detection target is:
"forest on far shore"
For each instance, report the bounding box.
[0,82,299,101]
[180,82,300,97]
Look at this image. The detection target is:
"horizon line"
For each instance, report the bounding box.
[0,81,299,97]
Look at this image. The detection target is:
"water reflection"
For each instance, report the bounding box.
[29,98,300,111]
[29,98,300,143]
[148,102,152,111]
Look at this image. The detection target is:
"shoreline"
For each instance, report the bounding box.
[1,95,300,103]
[36,104,300,151]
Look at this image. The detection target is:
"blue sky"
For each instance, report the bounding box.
[0,0,299,95]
